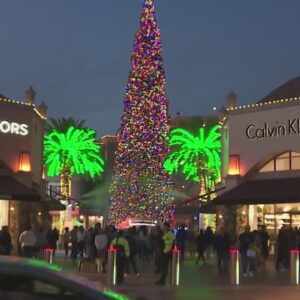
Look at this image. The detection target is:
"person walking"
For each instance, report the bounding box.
[239,225,254,277]
[62,227,70,257]
[111,230,130,284]
[204,226,215,261]
[155,222,175,286]
[19,225,37,258]
[125,227,139,276]
[70,226,78,260]
[77,226,86,258]
[47,227,59,257]
[0,226,12,255]
[196,229,206,265]
[176,224,187,261]
[139,226,150,262]
[153,225,164,273]
[35,227,48,258]
[259,225,270,260]
[95,225,108,273]
[214,227,230,275]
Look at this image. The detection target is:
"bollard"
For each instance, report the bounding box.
[229,249,240,286]
[170,246,180,286]
[290,249,300,285]
[44,248,54,264]
[107,246,117,286]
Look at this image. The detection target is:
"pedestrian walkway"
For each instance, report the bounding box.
[52,252,300,300]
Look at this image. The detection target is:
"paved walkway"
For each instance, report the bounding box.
[52,253,300,300]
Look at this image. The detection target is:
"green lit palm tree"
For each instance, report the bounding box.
[44,125,104,196]
[44,120,104,230]
[164,125,221,198]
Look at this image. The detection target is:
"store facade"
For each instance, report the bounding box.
[216,77,300,237]
[0,88,47,252]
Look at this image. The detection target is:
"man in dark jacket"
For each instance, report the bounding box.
[214,227,230,275]
[176,224,187,261]
[0,226,12,255]
[239,225,254,277]
[124,227,139,276]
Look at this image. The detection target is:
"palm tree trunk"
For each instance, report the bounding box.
[59,168,72,233]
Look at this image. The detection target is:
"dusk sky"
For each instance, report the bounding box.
[1,0,300,137]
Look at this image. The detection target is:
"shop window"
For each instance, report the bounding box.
[291,152,300,170]
[259,160,275,173]
[275,157,290,171]
[259,151,300,173]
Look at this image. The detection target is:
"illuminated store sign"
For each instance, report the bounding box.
[246,118,300,140]
[0,121,29,136]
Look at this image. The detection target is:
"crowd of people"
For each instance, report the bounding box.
[1,222,300,285]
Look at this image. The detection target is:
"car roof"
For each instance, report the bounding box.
[0,256,128,300]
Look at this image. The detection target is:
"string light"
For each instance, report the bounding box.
[0,97,46,120]
[109,0,174,224]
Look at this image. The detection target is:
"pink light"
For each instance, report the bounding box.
[108,246,117,252]
[290,249,300,253]
[230,249,239,253]
[44,248,54,252]
[172,246,180,253]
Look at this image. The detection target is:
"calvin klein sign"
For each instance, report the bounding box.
[246,118,300,140]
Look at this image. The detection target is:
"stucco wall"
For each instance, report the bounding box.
[225,101,300,176]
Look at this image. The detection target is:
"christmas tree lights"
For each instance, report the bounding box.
[109,0,174,224]
[164,125,221,194]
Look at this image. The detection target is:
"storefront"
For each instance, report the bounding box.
[215,76,300,237]
[0,88,47,252]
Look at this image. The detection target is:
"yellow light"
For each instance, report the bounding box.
[18,151,31,172]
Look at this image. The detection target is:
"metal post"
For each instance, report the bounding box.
[230,249,240,286]
[44,248,54,264]
[107,246,117,286]
[290,249,300,285]
[170,246,180,286]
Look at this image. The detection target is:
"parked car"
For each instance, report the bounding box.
[0,256,128,300]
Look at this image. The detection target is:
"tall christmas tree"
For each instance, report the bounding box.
[109,0,174,224]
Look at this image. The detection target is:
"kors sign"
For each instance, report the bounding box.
[0,120,29,136]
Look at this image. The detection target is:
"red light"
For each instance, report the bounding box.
[228,155,240,176]
[172,246,180,253]
[108,246,117,252]
[18,151,31,172]
[44,248,54,252]
[229,249,239,253]
[289,249,300,253]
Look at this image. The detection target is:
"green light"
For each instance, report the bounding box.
[104,289,130,300]
[44,126,104,178]
[236,253,240,285]
[164,125,221,185]
[27,259,62,272]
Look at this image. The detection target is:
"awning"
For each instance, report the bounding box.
[211,177,300,206]
[44,198,66,211]
[0,175,40,202]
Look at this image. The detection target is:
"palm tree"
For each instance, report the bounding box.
[44,119,105,229]
[45,117,86,133]
[164,125,221,199]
